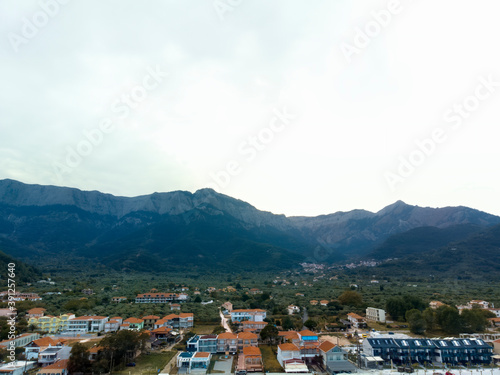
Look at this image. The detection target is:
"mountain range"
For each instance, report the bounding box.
[1,179,499,274]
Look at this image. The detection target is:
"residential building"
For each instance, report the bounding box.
[25,337,65,360]
[347,313,366,328]
[217,332,238,353]
[28,314,75,334]
[36,359,68,375]
[177,352,211,373]
[37,345,71,366]
[111,296,127,303]
[230,309,266,322]
[298,330,319,358]
[81,289,94,295]
[363,337,493,365]
[366,307,386,323]
[0,361,37,375]
[319,341,356,373]
[320,300,329,306]
[240,320,268,333]
[67,316,108,333]
[277,343,301,367]
[26,308,46,318]
[248,288,263,295]
[170,303,181,310]
[104,318,122,333]
[310,300,318,306]
[0,333,40,348]
[237,346,263,372]
[429,301,445,309]
[222,301,233,312]
[123,317,144,330]
[287,305,300,315]
[238,332,259,352]
[142,315,160,329]
[187,335,218,353]
[135,292,189,303]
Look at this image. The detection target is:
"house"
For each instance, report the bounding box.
[240,320,268,333]
[237,332,259,352]
[487,308,500,318]
[177,351,212,372]
[493,339,500,358]
[320,300,329,306]
[25,337,66,360]
[237,346,263,372]
[298,330,319,359]
[230,309,266,322]
[222,301,233,312]
[277,343,301,367]
[319,341,356,373]
[111,296,127,303]
[248,288,263,295]
[310,300,318,306]
[295,293,304,297]
[468,300,490,309]
[170,303,181,310]
[287,305,300,315]
[67,316,108,333]
[366,307,386,323]
[207,287,216,293]
[37,345,71,366]
[142,315,160,329]
[347,313,366,328]
[104,318,123,333]
[150,327,175,345]
[0,333,40,348]
[187,335,218,353]
[26,308,46,318]
[0,361,37,375]
[123,317,144,330]
[278,330,300,344]
[81,289,94,295]
[429,301,445,309]
[88,346,103,361]
[217,332,238,353]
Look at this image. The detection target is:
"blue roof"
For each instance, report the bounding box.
[179,352,195,358]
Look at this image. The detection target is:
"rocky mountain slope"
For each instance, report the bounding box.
[1,179,499,271]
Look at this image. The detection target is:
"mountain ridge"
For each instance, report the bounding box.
[1,179,500,272]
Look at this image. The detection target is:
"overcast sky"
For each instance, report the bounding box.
[1,0,500,217]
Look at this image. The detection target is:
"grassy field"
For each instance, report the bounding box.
[113,351,176,375]
[259,345,283,373]
[192,324,221,335]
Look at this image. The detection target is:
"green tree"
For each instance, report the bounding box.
[406,309,425,335]
[436,306,462,335]
[461,309,488,333]
[260,324,279,344]
[422,308,436,332]
[338,290,363,307]
[304,319,318,331]
[68,343,92,374]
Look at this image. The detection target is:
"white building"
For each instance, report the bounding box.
[67,316,108,333]
[366,307,386,323]
[230,309,266,322]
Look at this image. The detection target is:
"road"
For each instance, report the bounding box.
[302,307,309,329]
[219,308,232,333]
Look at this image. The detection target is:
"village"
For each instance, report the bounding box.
[1,289,500,375]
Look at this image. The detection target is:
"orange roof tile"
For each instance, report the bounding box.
[194,352,211,358]
[32,337,62,347]
[243,346,261,356]
[217,332,237,339]
[142,315,160,320]
[124,317,144,324]
[238,332,258,339]
[279,343,300,351]
[39,359,69,370]
[319,341,336,352]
